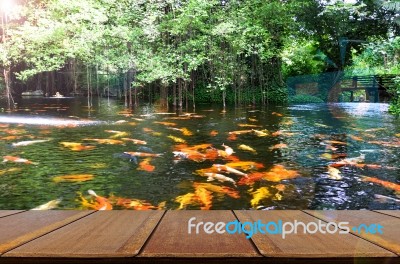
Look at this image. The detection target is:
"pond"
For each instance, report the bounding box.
[0,97,399,210]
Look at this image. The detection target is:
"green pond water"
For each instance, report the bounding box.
[0,97,399,210]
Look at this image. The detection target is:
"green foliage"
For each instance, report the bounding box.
[281,39,327,78]
[289,94,324,104]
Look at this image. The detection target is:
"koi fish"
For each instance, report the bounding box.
[175,192,199,209]
[105,130,129,138]
[12,139,51,147]
[88,190,113,210]
[0,167,21,175]
[238,144,257,153]
[113,195,163,210]
[124,152,162,157]
[349,135,363,141]
[121,138,147,145]
[212,164,247,177]
[327,166,342,180]
[249,187,272,208]
[263,165,299,182]
[3,156,36,165]
[229,130,253,135]
[31,199,62,210]
[180,127,193,136]
[154,121,177,126]
[272,112,283,117]
[194,187,213,210]
[330,154,365,168]
[252,129,268,137]
[173,151,206,162]
[222,144,234,156]
[203,172,236,186]
[1,136,22,140]
[83,138,125,145]
[324,140,347,145]
[59,142,96,151]
[138,158,155,172]
[210,130,218,136]
[269,143,288,150]
[225,161,264,171]
[248,118,258,122]
[168,135,186,143]
[227,133,237,141]
[362,176,400,193]
[115,120,128,124]
[193,182,240,199]
[238,124,261,128]
[53,174,94,183]
[320,153,347,160]
[238,172,265,185]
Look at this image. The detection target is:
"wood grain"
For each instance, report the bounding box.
[139,210,261,258]
[305,210,400,255]
[4,211,164,258]
[0,211,24,218]
[373,210,400,219]
[0,210,93,255]
[235,210,396,258]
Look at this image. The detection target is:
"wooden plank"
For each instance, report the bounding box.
[374,210,400,219]
[305,210,400,255]
[234,210,396,258]
[4,211,164,258]
[139,210,261,258]
[0,211,24,218]
[0,211,92,255]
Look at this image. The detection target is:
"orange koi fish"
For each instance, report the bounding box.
[138,158,155,172]
[173,151,206,162]
[154,121,177,126]
[121,138,147,145]
[227,133,237,141]
[114,197,163,210]
[193,182,240,199]
[210,130,218,136]
[83,138,125,145]
[194,187,213,210]
[225,161,264,171]
[263,165,299,182]
[349,135,363,141]
[3,156,35,165]
[88,190,113,210]
[272,112,283,117]
[238,172,264,185]
[124,152,162,157]
[362,176,400,193]
[59,142,96,151]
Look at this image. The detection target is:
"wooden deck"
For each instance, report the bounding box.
[0,210,398,264]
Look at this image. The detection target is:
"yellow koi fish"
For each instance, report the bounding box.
[250,187,272,208]
[238,144,257,154]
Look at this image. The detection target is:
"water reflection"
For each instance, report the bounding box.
[0,98,398,210]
